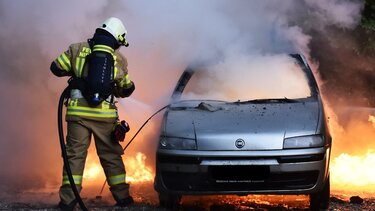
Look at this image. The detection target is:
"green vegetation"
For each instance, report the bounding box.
[361,0,375,30]
[310,0,375,106]
[359,0,375,55]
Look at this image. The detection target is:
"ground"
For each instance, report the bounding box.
[1,183,374,211]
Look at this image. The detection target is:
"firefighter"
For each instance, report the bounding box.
[50,17,135,210]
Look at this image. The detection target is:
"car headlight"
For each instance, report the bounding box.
[283,135,325,149]
[159,136,197,150]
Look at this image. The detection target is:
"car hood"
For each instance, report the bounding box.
[163,100,321,150]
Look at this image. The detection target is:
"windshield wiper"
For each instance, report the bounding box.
[170,99,228,110]
[233,97,299,104]
[174,99,229,104]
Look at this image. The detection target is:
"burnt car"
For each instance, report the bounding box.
[154,54,331,210]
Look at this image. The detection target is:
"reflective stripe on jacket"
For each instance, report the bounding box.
[53,42,132,119]
[66,98,118,118]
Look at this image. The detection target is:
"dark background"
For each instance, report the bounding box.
[312,0,375,107]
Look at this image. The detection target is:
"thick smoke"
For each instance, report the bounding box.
[0,0,363,198]
[181,54,311,101]
[304,0,362,28]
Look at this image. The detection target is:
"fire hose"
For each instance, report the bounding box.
[96,104,169,198]
[58,83,169,208]
[58,86,88,211]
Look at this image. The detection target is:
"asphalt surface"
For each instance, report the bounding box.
[0,183,374,210]
[1,196,375,211]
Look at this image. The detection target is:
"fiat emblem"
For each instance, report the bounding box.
[235,139,245,149]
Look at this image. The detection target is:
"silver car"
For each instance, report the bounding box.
[154,54,331,210]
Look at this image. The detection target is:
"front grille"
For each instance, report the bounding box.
[158,154,325,165]
[157,154,201,164]
[277,154,325,163]
[210,166,270,181]
[161,170,319,192]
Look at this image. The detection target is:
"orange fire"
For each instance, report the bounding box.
[82,152,154,186]
[331,151,375,191]
[83,162,102,180]
[369,115,375,128]
[125,152,154,183]
[330,114,375,195]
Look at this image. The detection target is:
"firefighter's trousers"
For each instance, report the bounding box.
[59,116,130,205]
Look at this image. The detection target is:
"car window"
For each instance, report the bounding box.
[180,55,313,101]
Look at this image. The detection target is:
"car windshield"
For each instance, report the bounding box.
[180,55,314,102]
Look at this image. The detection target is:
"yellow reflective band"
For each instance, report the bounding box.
[120,74,132,88]
[67,106,118,118]
[124,74,130,83]
[75,57,85,78]
[114,67,118,78]
[93,44,114,52]
[108,174,126,186]
[57,53,71,71]
[74,58,79,77]
[93,48,113,55]
[113,55,118,75]
[62,175,82,185]
[92,45,114,54]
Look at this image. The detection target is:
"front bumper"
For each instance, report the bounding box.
[154,147,330,195]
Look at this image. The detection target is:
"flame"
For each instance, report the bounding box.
[126,152,154,183]
[329,113,375,194]
[368,115,375,128]
[80,151,153,187]
[83,163,101,180]
[331,151,375,191]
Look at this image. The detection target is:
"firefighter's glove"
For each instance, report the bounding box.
[112,120,130,142]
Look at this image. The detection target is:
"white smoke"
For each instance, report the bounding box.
[0,0,363,196]
[304,0,363,29]
[181,54,311,101]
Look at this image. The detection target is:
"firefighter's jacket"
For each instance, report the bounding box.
[51,42,134,119]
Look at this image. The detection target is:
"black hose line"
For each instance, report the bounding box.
[122,105,170,152]
[58,87,88,211]
[98,104,170,196]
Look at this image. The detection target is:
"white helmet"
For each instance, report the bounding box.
[100,17,129,47]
